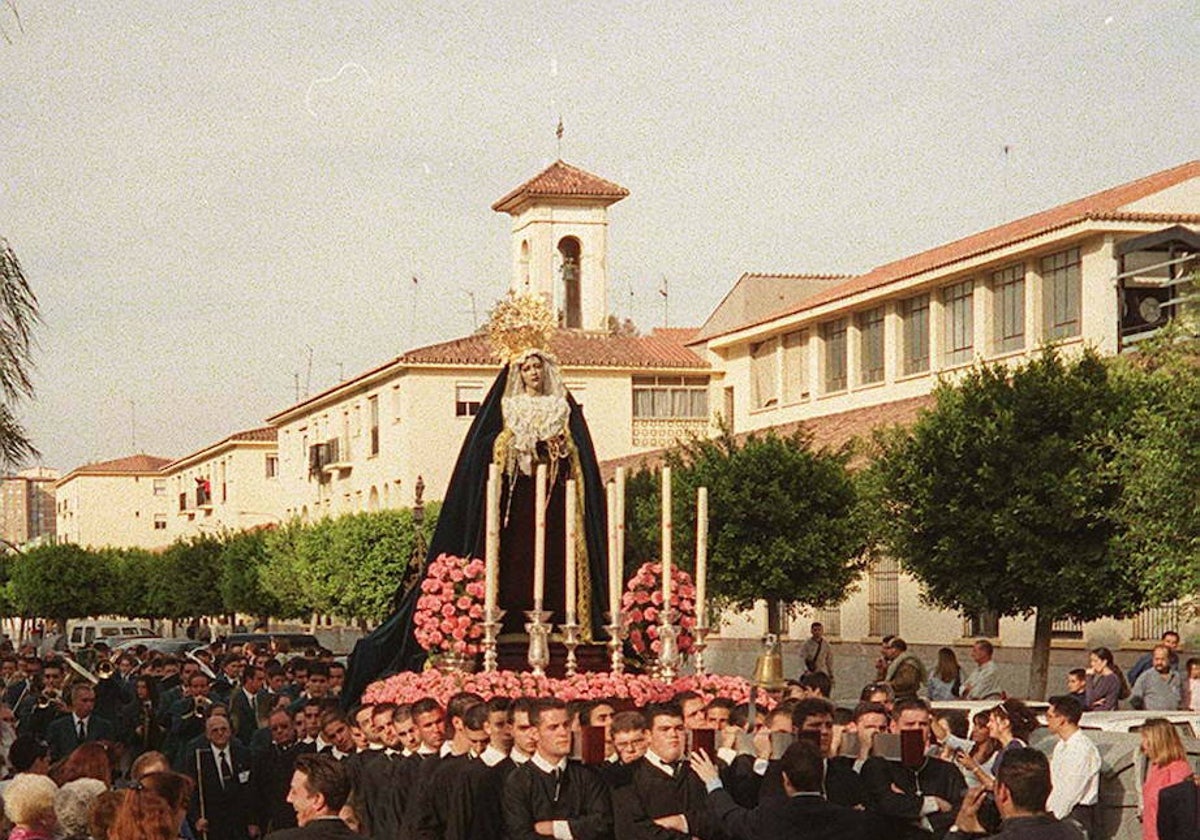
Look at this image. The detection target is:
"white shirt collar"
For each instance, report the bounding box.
[480,744,507,767]
[510,748,531,765]
[644,749,678,777]
[439,741,454,758]
[531,752,568,774]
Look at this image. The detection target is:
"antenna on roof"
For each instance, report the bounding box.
[556,116,564,158]
[305,346,314,397]
[464,289,478,329]
[129,399,137,452]
[659,275,669,327]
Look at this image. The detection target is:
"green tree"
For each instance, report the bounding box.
[628,430,866,631]
[259,507,436,624]
[148,535,225,621]
[867,348,1148,699]
[219,527,291,624]
[0,239,41,466]
[1111,330,1200,605]
[9,543,106,623]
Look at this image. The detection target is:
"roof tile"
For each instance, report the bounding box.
[600,395,933,479]
[707,160,1200,341]
[67,454,173,476]
[492,160,629,213]
[399,328,708,370]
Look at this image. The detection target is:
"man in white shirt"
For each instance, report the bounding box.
[1044,694,1101,837]
[959,640,1004,700]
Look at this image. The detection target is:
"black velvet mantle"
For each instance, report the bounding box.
[344,366,611,705]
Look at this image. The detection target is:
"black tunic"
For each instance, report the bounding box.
[502,759,613,840]
[613,756,725,840]
[861,754,966,839]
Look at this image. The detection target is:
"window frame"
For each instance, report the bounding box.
[1042,247,1082,340]
[942,279,975,367]
[821,319,848,394]
[991,263,1026,354]
[856,306,885,385]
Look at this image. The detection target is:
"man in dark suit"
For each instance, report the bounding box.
[691,739,885,840]
[1157,775,1200,840]
[253,708,316,835]
[44,682,116,761]
[263,753,357,839]
[614,702,722,839]
[187,713,256,840]
[230,665,265,748]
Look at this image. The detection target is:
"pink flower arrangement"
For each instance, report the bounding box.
[362,668,772,710]
[620,561,698,661]
[412,553,487,657]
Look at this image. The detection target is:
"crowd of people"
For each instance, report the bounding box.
[798,625,1199,713]
[0,625,1192,840]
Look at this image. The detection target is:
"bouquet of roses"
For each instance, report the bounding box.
[362,668,765,708]
[619,561,697,661]
[412,553,486,657]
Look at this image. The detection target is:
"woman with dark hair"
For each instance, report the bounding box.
[957,699,1039,790]
[1085,647,1125,711]
[124,675,163,756]
[49,741,113,788]
[926,647,962,700]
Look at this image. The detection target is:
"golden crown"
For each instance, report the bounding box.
[486,291,558,364]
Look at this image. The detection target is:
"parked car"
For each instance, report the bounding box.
[67,620,159,651]
[112,637,205,656]
[223,632,322,653]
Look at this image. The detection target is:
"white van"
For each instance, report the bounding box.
[67,620,159,651]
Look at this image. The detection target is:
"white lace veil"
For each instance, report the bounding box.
[501,350,571,475]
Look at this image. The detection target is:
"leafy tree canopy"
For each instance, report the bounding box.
[866,347,1149,697]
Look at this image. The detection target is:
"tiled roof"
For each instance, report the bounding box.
[399,328,709,370]
[64,454,173,477]
[492,160,630,213]
[691,273,852,344]
[704,160,1200,342]
[227,427,277,443]
[600,395,933,480]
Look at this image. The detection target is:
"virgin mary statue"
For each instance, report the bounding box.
[344,294,610,701]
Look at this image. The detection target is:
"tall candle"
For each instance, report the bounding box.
[661,466,672,612]
[695,486,708,627]
[485,464,500,617]
[565,479,577,625]
[607,481,620,621]
[533,463,547,609]
[615,467,627,576]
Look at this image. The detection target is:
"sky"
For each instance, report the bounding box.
[1,1,1196,473]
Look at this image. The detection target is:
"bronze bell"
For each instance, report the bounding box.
[752,633,785,690]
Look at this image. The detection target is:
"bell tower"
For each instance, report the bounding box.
[493,160,629,331]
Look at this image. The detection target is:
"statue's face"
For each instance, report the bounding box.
[519,355,545,394]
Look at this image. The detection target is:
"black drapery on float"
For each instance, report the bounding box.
[344,363,611,705]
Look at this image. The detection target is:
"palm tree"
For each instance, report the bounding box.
[0,238,40,466]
